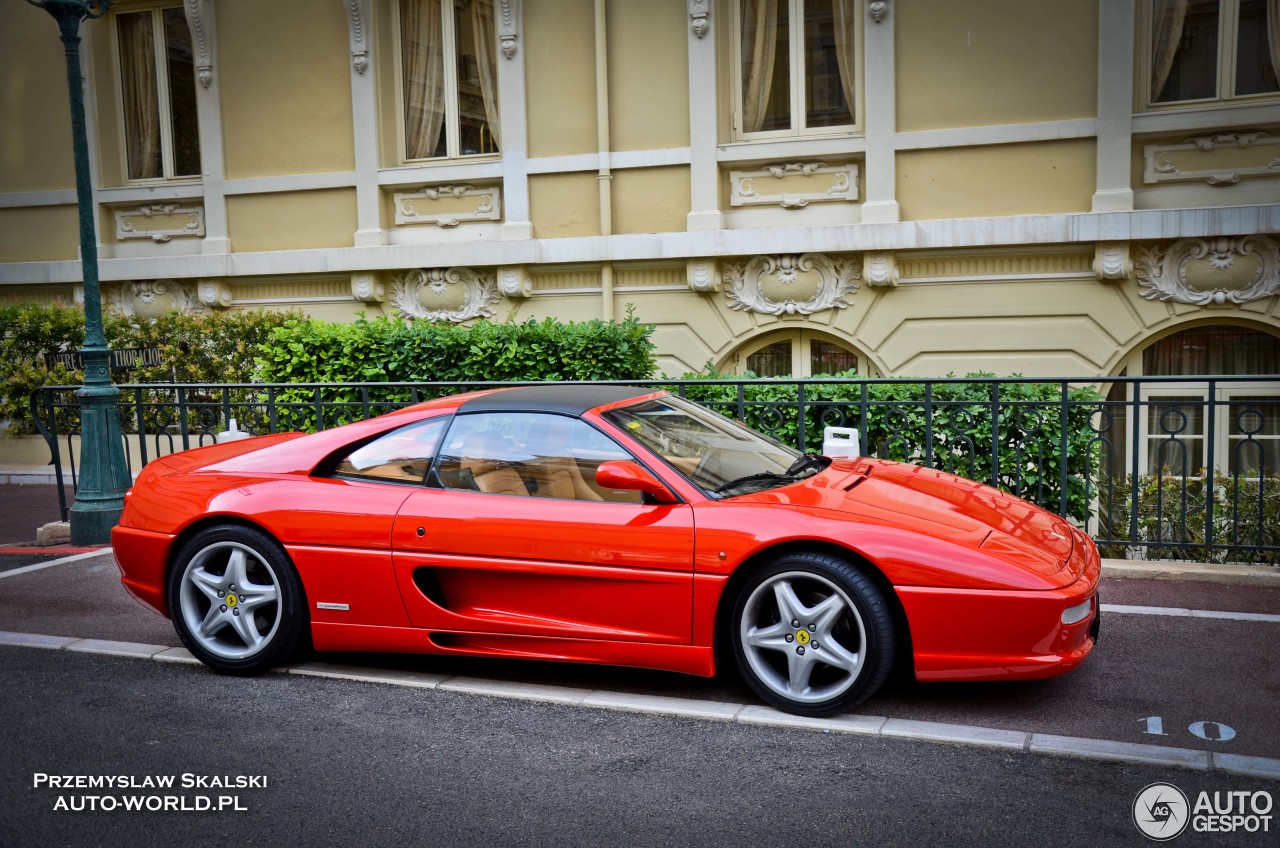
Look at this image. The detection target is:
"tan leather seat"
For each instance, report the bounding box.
[459,433,531,497]
[529,457,603,501]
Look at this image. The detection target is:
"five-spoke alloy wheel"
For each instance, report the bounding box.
[732,552,895,716]
[168,525,307,673]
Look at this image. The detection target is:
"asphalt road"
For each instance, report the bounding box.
[1,647,1270,848]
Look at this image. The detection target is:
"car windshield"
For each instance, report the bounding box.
[604,395,827,497]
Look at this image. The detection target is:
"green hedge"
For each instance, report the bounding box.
[253,313,657,430]
[1096,473,1279,564]
[1,303,293,435]
[672,371,1103,521]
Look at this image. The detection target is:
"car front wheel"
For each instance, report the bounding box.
[732,552,896,716]
[168,525,307,673]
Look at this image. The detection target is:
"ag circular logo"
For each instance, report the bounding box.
[1133,782,1190,841]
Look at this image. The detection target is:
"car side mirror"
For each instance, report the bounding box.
[595,461,678,504]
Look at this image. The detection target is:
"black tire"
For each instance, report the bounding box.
[167,525,308,674]
[731,551,896,716]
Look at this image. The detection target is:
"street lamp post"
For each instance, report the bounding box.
[28,0,130,545]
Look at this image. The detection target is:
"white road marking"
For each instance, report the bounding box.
[1101,603,1280,623]
[0,548,112,579]
[2,631,1278,780]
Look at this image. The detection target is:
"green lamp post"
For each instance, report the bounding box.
[28,0,130,545]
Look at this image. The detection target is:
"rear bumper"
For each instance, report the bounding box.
[111,525,175,617]
[899,530,1101,682]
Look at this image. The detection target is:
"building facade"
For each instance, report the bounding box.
[1,0,1278,390]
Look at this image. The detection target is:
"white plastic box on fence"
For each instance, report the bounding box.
[215,418,251,444]
[822,426,860,459]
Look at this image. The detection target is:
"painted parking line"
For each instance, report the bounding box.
[1101,603,1280,623]
[2,630,1278,781]
[0,548,112,580]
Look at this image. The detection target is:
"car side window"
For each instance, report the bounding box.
[331,418,447,484]
[435,412,642,503]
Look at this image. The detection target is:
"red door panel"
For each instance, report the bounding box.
[392,488,695,643]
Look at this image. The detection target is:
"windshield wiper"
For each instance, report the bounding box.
[712,471,793,496]
[784,452,829,477]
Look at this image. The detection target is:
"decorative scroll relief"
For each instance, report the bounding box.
[390,267,499,321]
[198,279,233,309]
[107,280,201,318]
[345,0,369,74]
[723,254,860,315]
[862,252,898,287]
[499,0,519,59]
[114,204,205,243]
[1094,242,1132,281]
[730,162,858,209]
[687,259,719,293]
[688,0,709,38]
[1135,236,1280,305]
[351,272,384,303]
[394,185,501,227]
[869,1,889,23]
[183,0,213,87]
[1144,132,1280,187]
[498,266,532,298]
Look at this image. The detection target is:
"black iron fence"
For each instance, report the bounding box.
[29,376,1279,564]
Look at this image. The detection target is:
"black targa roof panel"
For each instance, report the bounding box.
[457,385,656,417]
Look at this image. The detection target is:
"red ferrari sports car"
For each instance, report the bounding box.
[113,385,1099,715]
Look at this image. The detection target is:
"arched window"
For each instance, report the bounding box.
[725,330,872,377]
[1116,325,1279,477]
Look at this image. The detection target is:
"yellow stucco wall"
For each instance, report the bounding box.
[898,140,1096,220]
[525,0,598,158]
[0,8,75,193]
[226,189,357,251]
[0,207,79,262]
[606,0,689,152]
[529,173,600,237]
[897,0,1098,132]
[218,0,355,178]
[611,167,690,235]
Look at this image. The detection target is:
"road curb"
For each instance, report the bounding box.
[3,631,1278,781]
[1102,559,1280,585]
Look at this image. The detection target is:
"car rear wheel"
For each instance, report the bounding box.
[168,525,307,674]
[732,552,895,716]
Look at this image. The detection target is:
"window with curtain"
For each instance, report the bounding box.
[115,7,201,181]
[400,0,500,161]
[1147,0,1280,106]
[736,0,858,138]
[735,331,866,377]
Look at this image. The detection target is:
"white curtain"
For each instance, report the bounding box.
[118,13,161,179]
[1268,0,1280,84]
[832,0,857,122]
[403,0,447,159]
[1150,0,1190,102]
[741,0,779,133]
[471,0,501,149]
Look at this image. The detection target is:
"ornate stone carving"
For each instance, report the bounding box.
[730,162,858,209]
[351,272,385,303]
[688,0,709,38]
[114,204,205,243]
[498,266,532,298]
[390,267,499,321]
[1093,242,1132,281]
[1144,132,1280,187]
[499,0,519,59]
[869,1,889,23]
[1135,236,1280,306]
[722,254,859,315]
[345,0,369,74]
[197,279,233,309]
[108,280,201,318]
[394,184,502,227]
[687,259,719,293]
[862,251,898,287]
[183,0,213,87]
